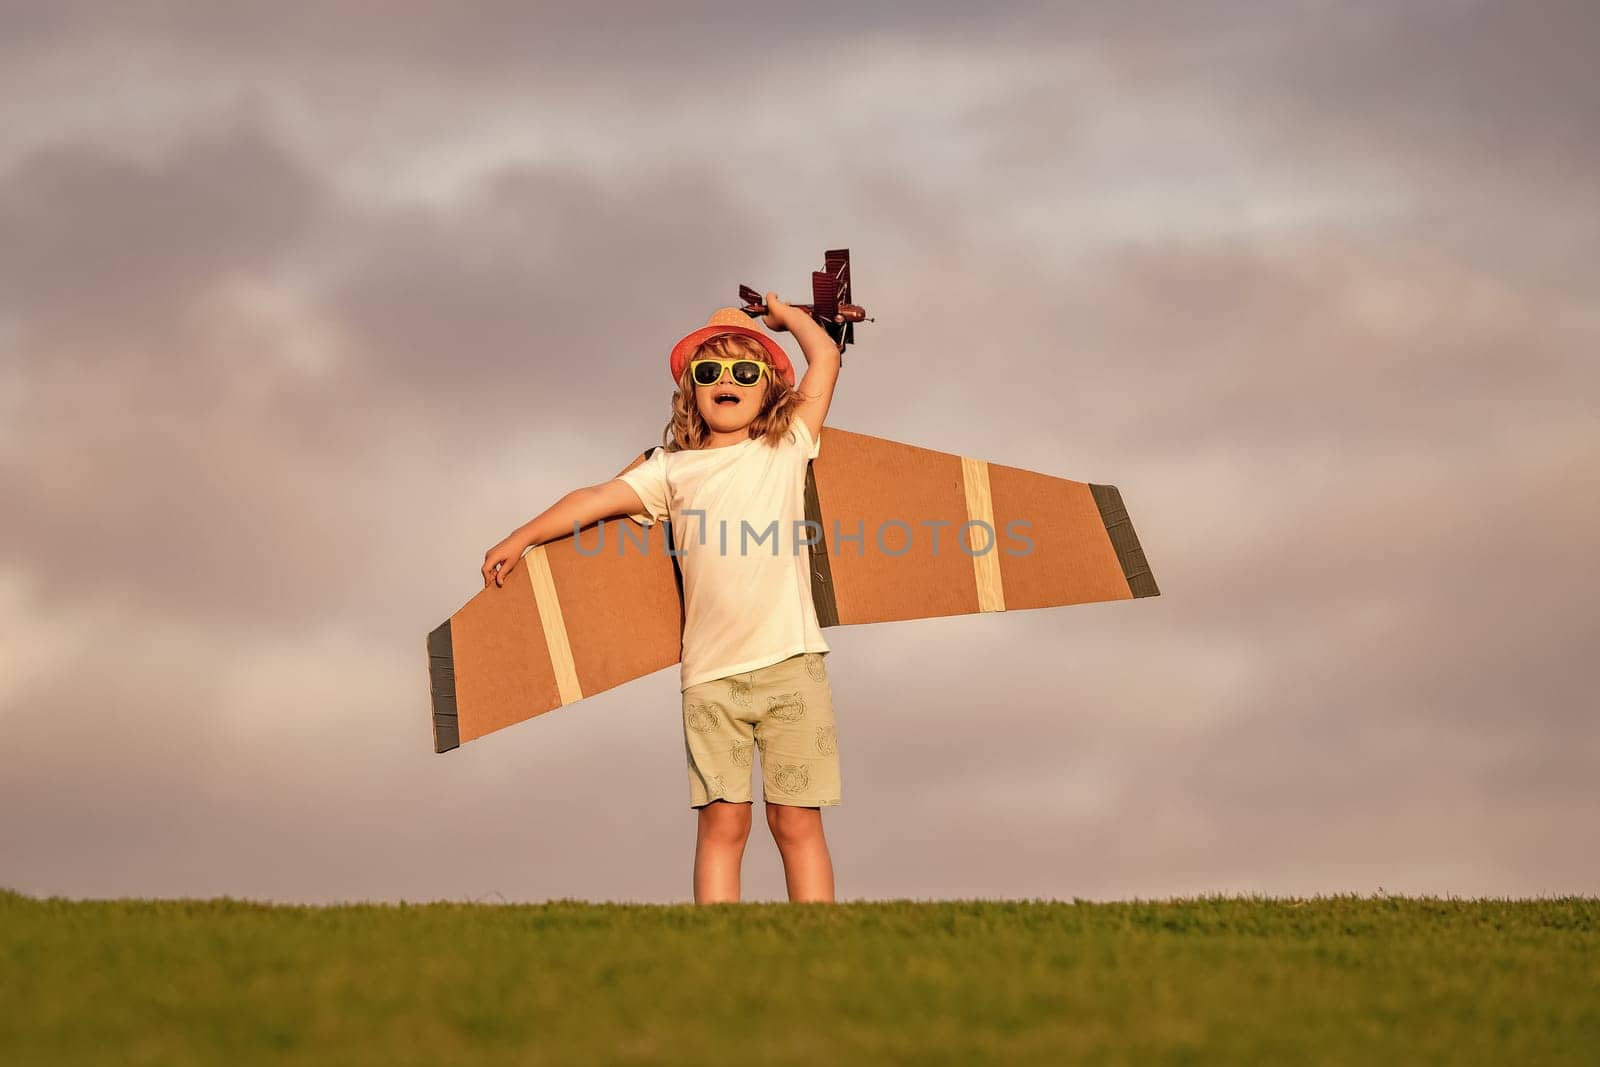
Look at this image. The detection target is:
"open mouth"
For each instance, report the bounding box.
[714,391,740,405]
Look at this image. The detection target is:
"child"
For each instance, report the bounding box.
[480,292,844,904]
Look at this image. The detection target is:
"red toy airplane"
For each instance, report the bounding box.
[738,248,872,362]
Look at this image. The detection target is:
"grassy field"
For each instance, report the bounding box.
[2,888,1596,1065]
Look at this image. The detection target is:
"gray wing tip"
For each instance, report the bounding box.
[427,620,461,752]
[1088,483,1160,598]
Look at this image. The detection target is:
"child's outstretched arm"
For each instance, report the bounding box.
[763,290,841,443]
[481,479,649,588]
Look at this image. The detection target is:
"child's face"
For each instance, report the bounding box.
[693,363,769,434]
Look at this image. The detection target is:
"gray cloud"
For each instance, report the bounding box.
[0,0,1046,68]
[0,108,325,329]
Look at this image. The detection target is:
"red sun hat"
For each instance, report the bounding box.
[669,307,795,388]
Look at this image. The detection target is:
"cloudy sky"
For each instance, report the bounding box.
[2,0,1595,904]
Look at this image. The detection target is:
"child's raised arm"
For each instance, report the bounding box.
[481,479,649,588]
[763,290,842,442]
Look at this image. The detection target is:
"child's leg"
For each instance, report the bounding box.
[743,652,841,903]
[765,802,835,903]
[683,675,758,904]
[694,799,753,904]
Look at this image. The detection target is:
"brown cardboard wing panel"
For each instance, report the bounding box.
[546,519,683,699]
[811,428,979,625]
[429,448,682,753]
[451,558,560,746]
[986,462,1134,610]
[429,430,1160,753]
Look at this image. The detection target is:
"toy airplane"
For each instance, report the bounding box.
[738,248,871,359]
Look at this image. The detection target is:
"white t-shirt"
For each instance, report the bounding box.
[615,417,831,691]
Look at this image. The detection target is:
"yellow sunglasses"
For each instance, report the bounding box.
[690,357,772,387]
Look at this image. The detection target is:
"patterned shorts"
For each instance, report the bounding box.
[681,651,840,809]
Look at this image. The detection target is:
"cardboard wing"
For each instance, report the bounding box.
[426,426,1159,753]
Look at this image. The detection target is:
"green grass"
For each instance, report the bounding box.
[2,888,1596,1065]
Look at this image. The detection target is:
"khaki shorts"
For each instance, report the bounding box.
[682,651,840,809]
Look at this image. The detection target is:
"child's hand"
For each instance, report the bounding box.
[482,535,529,588]
[761,291,798,332]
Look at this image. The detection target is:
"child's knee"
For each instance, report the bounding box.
[698,799,753,845]
[764,802,820,846]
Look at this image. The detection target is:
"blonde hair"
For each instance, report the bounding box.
[661,333,802,451]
